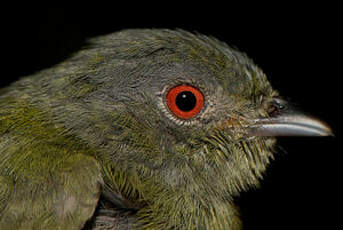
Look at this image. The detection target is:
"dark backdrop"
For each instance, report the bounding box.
[2,6,341,230]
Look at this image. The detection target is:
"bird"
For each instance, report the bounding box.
[0,29,332,230]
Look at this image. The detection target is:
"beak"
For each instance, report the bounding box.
[247,100,333,137]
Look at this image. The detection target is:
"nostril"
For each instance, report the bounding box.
[273,98,286,110]
[267,98,287,117]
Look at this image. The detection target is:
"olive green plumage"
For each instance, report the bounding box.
[1,29,282,230]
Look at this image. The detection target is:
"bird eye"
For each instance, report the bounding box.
[166,85,204,119]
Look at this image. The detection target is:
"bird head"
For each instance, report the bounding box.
[32,29,332,229]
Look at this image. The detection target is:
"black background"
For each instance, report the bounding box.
[2,5,341,230]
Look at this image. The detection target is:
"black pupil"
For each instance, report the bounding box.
[175,91,196,112]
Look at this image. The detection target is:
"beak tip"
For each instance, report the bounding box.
[322,126,334,137]
[304,116,334,137]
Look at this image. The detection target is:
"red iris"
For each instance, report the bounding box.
[166,85,204,119]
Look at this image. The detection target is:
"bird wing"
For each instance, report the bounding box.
[0,153,103,230]
[0,95,104,230]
